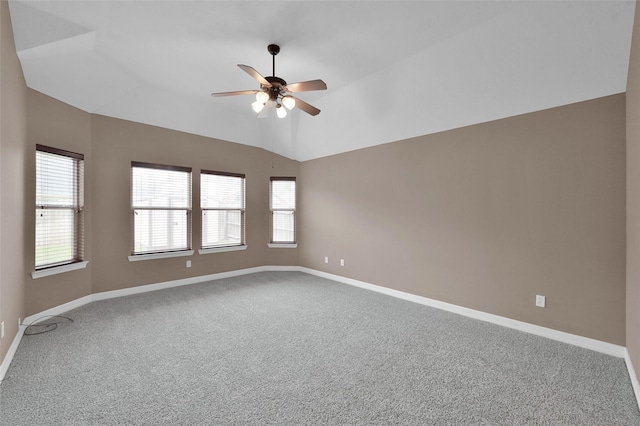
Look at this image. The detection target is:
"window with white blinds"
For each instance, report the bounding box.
[131,162,192,255]
[270,177,296,244]
[35,145,85,270]
[201,171,246,249]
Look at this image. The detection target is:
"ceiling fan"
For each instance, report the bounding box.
[211,44,327,118]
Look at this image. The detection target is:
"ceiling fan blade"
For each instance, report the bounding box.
[292,96,321,116]
[258,100,275,118]
[238,64,271,87]
[285,79,327,93]
[211,90,259,97]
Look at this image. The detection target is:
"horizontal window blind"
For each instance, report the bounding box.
[270,177,296,210]
[201,171,246,248]
[131,162,192,255]
[35,145,84,269]
[270,177,296,243]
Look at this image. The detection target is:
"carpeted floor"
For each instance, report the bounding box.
[1,271,639,425]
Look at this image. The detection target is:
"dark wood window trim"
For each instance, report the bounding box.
[270,177,296,244]
[200,170,246,250]
[35,145,85,270]
[131,161,191,173]
[130,162,192,256]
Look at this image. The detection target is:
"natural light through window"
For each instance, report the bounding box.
[35,145,85,269]
[201,171,246,249]
[270,177,296,244]
[131,162,192,255]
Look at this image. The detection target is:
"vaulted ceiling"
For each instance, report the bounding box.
[8,1,636,161]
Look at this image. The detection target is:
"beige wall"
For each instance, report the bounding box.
[627,0,640,385]
[90,115,299,294]
[300,94,626,345]
[0,0,299,344]
[23,91,93,315]
[0,0,633,371]
[0,0,300,335]
[0,0,27,363]
[18,102,300,312]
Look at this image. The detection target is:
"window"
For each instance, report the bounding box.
[270,177,296,244]
[131,162,192,256]
[201,171,246,249]
[35,145,84,270]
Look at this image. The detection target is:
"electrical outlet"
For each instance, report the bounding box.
[1,322,4,339]
[18,317,21,328]
[536,295,546,308]
[186,260,191,268]
[340,259,345,266]
[324,256,328,264]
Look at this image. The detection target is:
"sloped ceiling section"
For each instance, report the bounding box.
[8,1,636,161]
[10,1,141,114]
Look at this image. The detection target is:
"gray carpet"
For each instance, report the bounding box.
[1,271,639,425]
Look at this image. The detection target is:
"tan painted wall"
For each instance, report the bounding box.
[627,0,640,385]
[4,56,299,323]
[90,115,299,294]
[24,91,92,315]
[300,94,626,345]
[0,0,27,363]
[16,92,299,313]
[0,0,299,368]
[0,0,631,368]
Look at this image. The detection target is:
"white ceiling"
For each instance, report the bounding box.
[8,1,636,161]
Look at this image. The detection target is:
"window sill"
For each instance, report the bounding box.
[31,261,89,279]
[128,250,194,262]
[198,245,247,255]
[268,243,298,249]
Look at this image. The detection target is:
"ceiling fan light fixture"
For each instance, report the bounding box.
[211,44,326,118]
[282,95,296,110]
[276,103,287,118]
[251,100,265,113]
[256,91,269,103]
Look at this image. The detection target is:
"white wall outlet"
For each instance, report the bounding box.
[1,321,4,339]
[340,259,345,266]
[18,317,21,328]
[324,256,329,264]
[536,295,546,308]
[186,260,191,268]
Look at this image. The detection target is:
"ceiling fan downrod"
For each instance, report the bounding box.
[264,44,286,91]
[268,44,280,77]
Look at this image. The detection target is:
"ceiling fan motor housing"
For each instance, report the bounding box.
[264,76,287,101]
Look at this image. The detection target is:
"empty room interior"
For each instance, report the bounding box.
[2,0,640,423]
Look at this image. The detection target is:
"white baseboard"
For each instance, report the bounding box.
[1,265,634,394]
[303,268,640,409]
[21,266,279,325]
[2,266,276,383]
[299,267,626,358]
[90,266,270,303]
[0,324,25,383]
[625,349,640,410]
[2,295,95,383]
[22,295,94,327]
